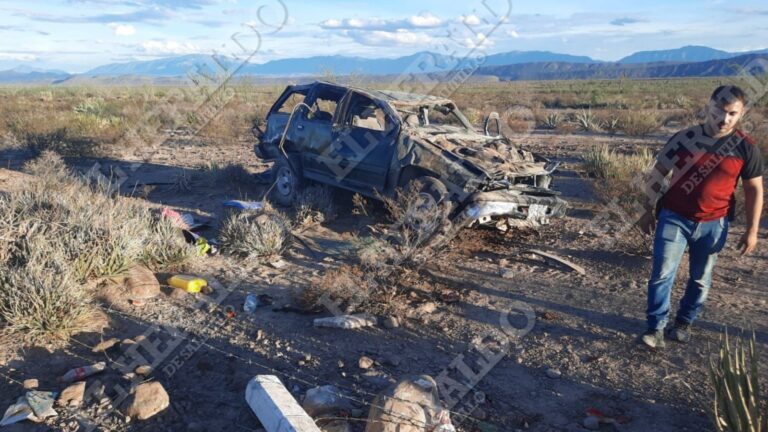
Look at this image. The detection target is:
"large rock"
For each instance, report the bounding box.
[125,265,160,300]
[301,385,352,417]
[365,375,451,432]
[123,381,169,420]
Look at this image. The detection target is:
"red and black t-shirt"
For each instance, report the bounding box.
[659,125,764,222]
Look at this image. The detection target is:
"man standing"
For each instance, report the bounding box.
[639,85,764,348]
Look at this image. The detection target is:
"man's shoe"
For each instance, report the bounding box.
[640,329,665,348]
[668,321,691,343]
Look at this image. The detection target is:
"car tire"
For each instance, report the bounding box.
[403,176,450,232]
[271,156,303,207]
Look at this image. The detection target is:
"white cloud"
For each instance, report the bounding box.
[506,28,519,38]
[139,40,202,56]
[109,23,136,36]
[320,13,443,31]
[348,29,433,46]
[461,14,482,26]
[0,53,37,61]
[463,33,494,48]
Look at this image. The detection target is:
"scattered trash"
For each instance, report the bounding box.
[223,200,264,211]
[584,407,631,428]
[1,391,58,426]
[225,310,237,319]
[244,293,260,314]
[161,207,209,231]
[182,230,216,256]
[526,249,586,275]
[313,314,377,329]
[59,362,106,383]
[167,275,208,294]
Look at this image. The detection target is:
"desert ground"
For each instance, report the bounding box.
[0,78,766,432]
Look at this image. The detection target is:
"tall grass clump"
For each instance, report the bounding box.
[583,145,656,254]
[709,332,766,432]
[0,151,196,346]
[218,203,293,260]
[620,111,661,136]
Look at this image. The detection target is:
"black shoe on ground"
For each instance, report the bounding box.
[668,321,691,343]
[640,328,665,349]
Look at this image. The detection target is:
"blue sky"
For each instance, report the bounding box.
[1,0,767,72]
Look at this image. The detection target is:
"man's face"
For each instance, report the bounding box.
[705,99,746,136]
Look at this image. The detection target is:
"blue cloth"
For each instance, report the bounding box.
[646,208,729,330]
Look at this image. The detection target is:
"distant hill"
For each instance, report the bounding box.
[618,45,759,64]
[476,53,768,81]
[0,67,71,84]
[81,50,599,78]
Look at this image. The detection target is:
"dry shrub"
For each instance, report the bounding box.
[201,162,254,188]
[620,111,661,136]
[293,184,336,228]
[0,151,195,346]
[296,264,373,313]
[218,204,292,260]
[583,145,655,254]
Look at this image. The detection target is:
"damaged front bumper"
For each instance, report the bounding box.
[463,187,567,230]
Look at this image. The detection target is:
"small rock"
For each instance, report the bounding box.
[135,365,153,376]
[501,269,515,279]
[301,385,351,417]
[123,381,170,420]
[358,356,375,369]
[169,288,189,300]
[23,379,38,390]
[416,302,437,314]
[314,314,377,329]
[255,329,264,341]
[545,368,562,379]
[337,360,344,368]
[269,259,288,269]
[57,381,86,407]
[382,316,400,329]
[583,415,600,430]
[125,265,161,300]
[382,355,401,367]
[92,338,120,353]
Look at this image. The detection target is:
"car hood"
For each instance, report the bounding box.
[405,125,552,179]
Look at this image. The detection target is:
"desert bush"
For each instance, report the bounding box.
[583,145,655,254]
[0,249,101,346]
[293,184,336,228]
[620,111,661,136]
[0,152,196,345]
[574,109,600,132]
[540,112,563,130]
[709,332,766,432]
[296,264,373,313]
[218,205,292,260]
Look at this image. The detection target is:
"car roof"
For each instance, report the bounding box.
[294,81,454,108]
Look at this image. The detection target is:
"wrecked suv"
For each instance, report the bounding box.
[254,81,566,230]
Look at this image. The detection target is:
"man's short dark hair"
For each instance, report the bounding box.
[711,85,748,106]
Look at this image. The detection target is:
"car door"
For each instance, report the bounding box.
[295,84,347,182]
[324,91,400,194]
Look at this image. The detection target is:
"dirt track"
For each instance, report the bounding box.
[1,131,766,432]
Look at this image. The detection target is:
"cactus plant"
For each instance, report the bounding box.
[709,331,766,432]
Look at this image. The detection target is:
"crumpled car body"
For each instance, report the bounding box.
[254,81,566,230]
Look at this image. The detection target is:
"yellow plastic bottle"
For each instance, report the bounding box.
[167,275,208,293]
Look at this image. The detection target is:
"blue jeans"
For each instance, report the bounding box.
[646,208,728,330]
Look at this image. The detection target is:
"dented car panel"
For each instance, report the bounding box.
[256,81,567,228]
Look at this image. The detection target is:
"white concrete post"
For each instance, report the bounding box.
[245,375,322,432]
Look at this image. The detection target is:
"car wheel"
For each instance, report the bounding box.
[404,176,449,232]
[271,157,302,206]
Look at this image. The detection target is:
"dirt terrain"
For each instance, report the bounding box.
[1,128,766,432]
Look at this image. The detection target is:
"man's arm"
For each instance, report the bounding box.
[638,160,672,235]
[737,176,763,255]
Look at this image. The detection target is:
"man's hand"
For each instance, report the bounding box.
[737,231,759,255]
[638,210,656,235]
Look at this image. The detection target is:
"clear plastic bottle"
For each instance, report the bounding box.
[243,294,259,313]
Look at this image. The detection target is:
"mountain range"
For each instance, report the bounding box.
[1,45,766,84]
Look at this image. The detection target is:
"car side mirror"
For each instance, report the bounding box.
[484,111,501,137]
